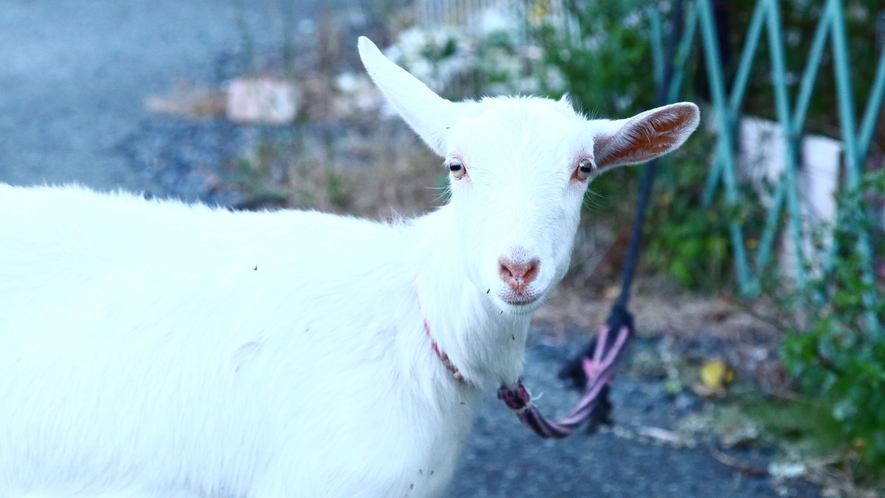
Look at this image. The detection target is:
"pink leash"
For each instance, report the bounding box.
[497,324,632,439]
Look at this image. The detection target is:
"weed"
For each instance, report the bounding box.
[781,170,885,467]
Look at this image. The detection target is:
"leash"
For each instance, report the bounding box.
[498,0,684,438]
[498,317,631,438]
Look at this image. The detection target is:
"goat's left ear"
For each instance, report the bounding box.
[592,103,700,170]
[359,36,476,157]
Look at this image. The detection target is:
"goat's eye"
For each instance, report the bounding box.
[575,158,595,181]
[448,158,466,180]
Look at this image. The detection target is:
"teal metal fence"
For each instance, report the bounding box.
[651,0,885,333]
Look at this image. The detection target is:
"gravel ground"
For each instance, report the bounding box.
[0,0,256,193]
[450,332,820,497]
[0,1,821,496]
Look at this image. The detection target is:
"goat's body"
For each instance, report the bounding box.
[0,184,517,498]
[0,36,701,498]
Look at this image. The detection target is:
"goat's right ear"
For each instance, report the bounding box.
[590,103,700,171]
[359,37,468,156]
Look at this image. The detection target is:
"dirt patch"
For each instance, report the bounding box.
[533,281,793,391]
[533,283,780,340]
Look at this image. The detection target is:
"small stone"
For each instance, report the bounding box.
[768,461,806,480]
[720,422,760,449]
[226,77,299,125]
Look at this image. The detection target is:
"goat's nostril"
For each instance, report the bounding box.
[498,257,541,292]
[499,263,513,279]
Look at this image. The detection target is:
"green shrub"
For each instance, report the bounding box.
[782,170,885,466]
[533,0,656,116]
[642,145,734,290]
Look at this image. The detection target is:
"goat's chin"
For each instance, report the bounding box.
[493,293,545,316]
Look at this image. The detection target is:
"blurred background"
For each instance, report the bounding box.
[1,0,883,496]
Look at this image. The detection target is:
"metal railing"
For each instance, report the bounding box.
[650,0,884,333]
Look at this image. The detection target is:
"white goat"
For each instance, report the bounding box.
[0,37,699,498]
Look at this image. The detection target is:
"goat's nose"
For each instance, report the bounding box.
[498,257,540,293]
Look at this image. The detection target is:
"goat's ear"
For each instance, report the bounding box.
[359,37,468,156]
[592,103,700,170]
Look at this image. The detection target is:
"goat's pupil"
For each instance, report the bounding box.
[580,165,591,172]
[450,164,461,171]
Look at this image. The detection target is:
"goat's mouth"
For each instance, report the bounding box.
[500,293,540,306]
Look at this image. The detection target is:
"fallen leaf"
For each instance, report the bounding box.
[693,359,734,397]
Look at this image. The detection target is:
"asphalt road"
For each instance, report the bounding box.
[0,0,289,193]
[0,1,820,496]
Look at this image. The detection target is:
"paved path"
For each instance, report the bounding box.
[0,0,286,192]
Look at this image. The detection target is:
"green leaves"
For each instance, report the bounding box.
[782,169,885,466]
[534,0,656,115]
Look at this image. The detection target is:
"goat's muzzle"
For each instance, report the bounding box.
[498,256,540,303]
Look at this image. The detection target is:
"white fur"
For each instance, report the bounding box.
[0,37,699,498]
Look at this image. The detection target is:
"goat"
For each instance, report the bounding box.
[0,37,699,497]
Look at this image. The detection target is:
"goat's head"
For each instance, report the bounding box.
[359,37,700,315]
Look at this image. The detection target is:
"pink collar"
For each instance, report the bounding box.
[424,319,464,382]
[415,281,465,383]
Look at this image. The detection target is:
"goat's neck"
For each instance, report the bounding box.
[409,206,529,390]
